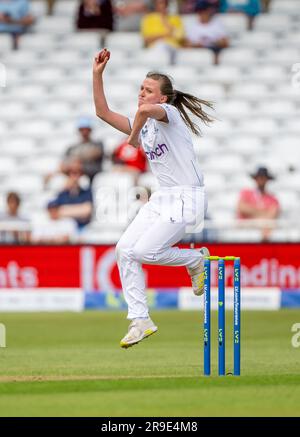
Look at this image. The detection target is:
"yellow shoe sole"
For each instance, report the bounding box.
[120,328,158,349]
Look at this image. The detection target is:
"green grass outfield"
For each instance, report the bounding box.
[0,310,299,416]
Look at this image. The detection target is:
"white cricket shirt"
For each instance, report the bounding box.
[130,103,204,188]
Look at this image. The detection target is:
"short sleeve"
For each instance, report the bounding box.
[157,103,180,125]
[238,189,252,203]
[128,117,142,145]
[128,118,134,130]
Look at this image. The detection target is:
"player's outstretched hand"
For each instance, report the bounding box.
[93,48,110,75]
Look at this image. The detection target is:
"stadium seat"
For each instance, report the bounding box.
[227,136,264,156]
[202,119,233,138]
[0,34,12,52]
[0,157,18,175]
[251,154,288,173]
[215,13,248,33]
[221,229,262,243]
[14,120,54,138]
[204,154,245,175]
[269,228,300,242]
[276,83,300,101]
[282,119,300,135]
[279,172,300,191]
[238,31,276,48]
[264,48,300,65]
[104,82,138,103]
[29,67,66,84]
[47,50,84,65]
[230,82,271,99]
[176,48,214,67]
[255,14,292,32]
[134,50,171,69]
[53,0,78,16]
[204,65,244,83]
[202,173,226,192]
[209,191,240,214]
[216,100,253,119]
[36,101,76,120]
[0,102,29,120]
[81,228,124,244]
[277,190,300,211]
[19,34,58,50]
[238,118,279,136]
[193,136,219,156]
[24,156,61,175]
[0,121,8,136]
[3,138,37,157]
[53,82,91,101]
[188,83,227,100]
[281,32,300,48]
[60,32,102,51]
[270,0,300,14]
[245,65,287,83]
[219,47,260,65]
[7,84,49,101]
[4,174,44,194]
[30,0,47,16]
[106,33,143,51]
[258,100,296,118]
[160,65,198,87]
[4,50,43,66]
[34,16,74,33]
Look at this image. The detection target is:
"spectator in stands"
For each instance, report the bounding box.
[64,116,104,183]
[113,0,151,31]
[112,138,147,181]
[0,192,30,243]
[31,200,77,244]
[237,166,280,241]
[178,0,220,14]
[184,0,229,65]
[50,158,93,230]
[220,0,261,30]
[0,0,35,49]
[141,0,185,64]
[76,0,114,31]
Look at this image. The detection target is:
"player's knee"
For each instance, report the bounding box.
[115,240,131,262]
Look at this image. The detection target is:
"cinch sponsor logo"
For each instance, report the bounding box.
[146,143,169,161]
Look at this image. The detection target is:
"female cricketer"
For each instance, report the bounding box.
[93,48,213,348]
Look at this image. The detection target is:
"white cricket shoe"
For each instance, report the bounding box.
[120,318,158,349]
[187,247,210,296]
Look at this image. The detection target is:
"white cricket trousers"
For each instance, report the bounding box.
[115,186,207,319]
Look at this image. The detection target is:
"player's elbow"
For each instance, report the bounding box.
[96,107,110,121]
[96,111,107,120]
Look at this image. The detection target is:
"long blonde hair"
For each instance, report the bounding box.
[146,71,214,136]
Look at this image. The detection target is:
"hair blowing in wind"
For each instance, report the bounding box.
[146,72,214,136]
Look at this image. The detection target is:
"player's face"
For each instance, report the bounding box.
[138,78,167,107]
[155,0,168,13]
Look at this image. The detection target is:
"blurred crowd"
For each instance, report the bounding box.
[0,0,286,244]
[0,113,281,244]
[0,0,270,60]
